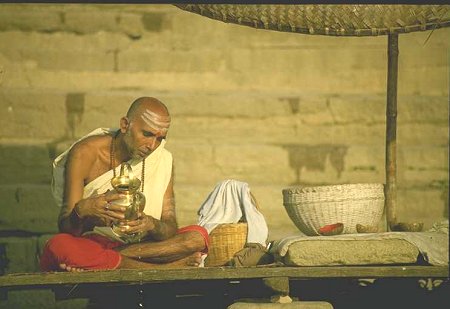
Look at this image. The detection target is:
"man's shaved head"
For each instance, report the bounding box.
[127,97,169,120]
[124,97,171,137]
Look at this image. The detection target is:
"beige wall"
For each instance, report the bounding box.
[0,4,448,263]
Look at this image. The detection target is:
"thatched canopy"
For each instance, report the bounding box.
[175,4,450,230]
[176,4,450,36]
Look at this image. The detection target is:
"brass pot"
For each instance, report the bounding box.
[110,163,146,238]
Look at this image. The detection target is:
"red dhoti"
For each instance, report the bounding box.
[40,225,209,271]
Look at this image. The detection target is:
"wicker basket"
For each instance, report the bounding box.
[204,192,260,267]
[204,222,248,267]
[283,183,384,235]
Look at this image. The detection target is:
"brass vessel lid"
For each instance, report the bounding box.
[111,163,141,193]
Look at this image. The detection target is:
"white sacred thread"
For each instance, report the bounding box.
[141,109,171,135]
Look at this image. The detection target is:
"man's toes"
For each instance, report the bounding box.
[59,263,85,272]
[186,252,203,266]
[186,259,198,266]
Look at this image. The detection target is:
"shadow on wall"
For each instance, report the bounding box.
[47,92,86,159]
[0,143,59,235]
[282,144,348,184]
[0,93,86,235]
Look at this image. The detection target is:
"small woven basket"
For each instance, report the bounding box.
[204,192,260,267]
[283,183,384,235]
[204,222,248,267]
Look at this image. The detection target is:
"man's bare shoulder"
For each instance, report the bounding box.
[68,134,110,162]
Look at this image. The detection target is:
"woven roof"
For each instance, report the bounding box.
[175,4,450,36]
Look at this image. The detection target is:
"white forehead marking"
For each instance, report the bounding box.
[141,109,171,135]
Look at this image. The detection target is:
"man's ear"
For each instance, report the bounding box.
[119,117,129,133]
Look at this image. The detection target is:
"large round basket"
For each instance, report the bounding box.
[204,222,248,267]
[283,183,384,235]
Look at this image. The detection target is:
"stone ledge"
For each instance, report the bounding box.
[228,301,333,309]
[284,239,419,267]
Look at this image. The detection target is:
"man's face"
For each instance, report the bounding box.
[123,116,166,159]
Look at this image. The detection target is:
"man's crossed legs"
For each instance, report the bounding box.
[40,225,209,272]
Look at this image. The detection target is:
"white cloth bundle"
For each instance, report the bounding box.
[197,179,269,246]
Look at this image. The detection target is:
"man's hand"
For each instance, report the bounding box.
[117,172,178,240]
[118,212,155,236]
[74,190,127,224]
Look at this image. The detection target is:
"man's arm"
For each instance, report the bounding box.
[58,142,125,236]
[58,143,94,235]
[144,172,178,241]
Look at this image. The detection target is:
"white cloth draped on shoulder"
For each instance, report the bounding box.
[51,127,173,220]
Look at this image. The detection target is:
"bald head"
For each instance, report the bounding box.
[127,97,169,120]
[126,97,171,136]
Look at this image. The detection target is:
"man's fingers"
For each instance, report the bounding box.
[118,219,146,234]
[105,210,126,220]
[121,225,142,235]
[104,192,126,201]
[120,218,141,227]
[104,203,126,213]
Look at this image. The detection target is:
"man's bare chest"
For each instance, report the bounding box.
[84,155,111,186]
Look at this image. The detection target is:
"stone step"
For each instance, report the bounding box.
[228,301,333,309]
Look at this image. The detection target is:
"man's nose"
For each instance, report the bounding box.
[145,138,157,150]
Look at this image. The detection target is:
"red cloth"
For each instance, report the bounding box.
[177,224,210,254]
[39,233,122,271]
[40,225,209,271]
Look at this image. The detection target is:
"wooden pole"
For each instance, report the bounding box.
[385,33,399,230]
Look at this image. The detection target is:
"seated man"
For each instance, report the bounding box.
[40,97,209,271]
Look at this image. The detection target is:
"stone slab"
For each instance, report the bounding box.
[397,188,448,230]
[284,239,419,266]
[0,237,38,274]
[0,143,53,184]
[64,10,119,34]
[37,234,55,258]
[119,49,225,72]
[228,301,333,309]
[0,185,59,234]
[0,290,56,309]
[0,90,66,139]
[0,8,62,32]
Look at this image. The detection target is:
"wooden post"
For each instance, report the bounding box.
[385,33,399,230]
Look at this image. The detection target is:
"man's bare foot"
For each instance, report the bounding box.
[162,252,204,267]
[59,263,85,272]
[146,252,205,267]
[185,252,203,267]
[119,252,205,269]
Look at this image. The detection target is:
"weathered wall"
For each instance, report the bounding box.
[0,3,448,283]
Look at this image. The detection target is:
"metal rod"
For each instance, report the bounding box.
[385,33,399,230]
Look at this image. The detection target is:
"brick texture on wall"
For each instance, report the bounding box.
[0,3,448,273]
